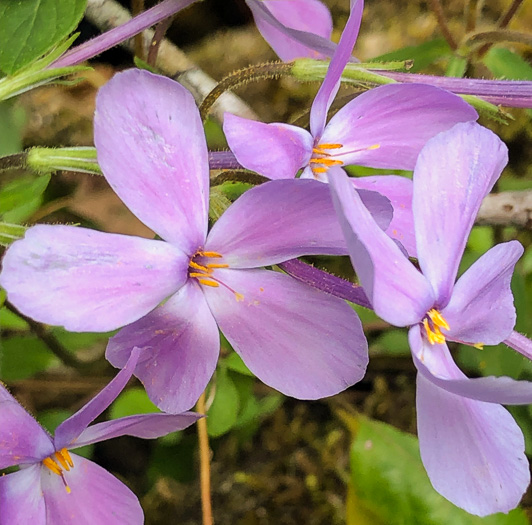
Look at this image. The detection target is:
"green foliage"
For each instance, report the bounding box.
[0,102,25,155]
[0,0,86,74]
[348,415,528,525]
[369,38,451,73]
[110,387,160,419]
[0,174,50,223]
[0,335,56,381]
[482,48,532,81]
[207,366,240,438]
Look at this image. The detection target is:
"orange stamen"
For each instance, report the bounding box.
[189,261,210,272]
[206,263,229,269]
[54,448,73,471]
[312,167,328,173]
[199,251,223,258]
[43,457,62,476]
[318,143,343,149]
[198,279,219,287]
[309,158,343,166]
[427,309,450,331]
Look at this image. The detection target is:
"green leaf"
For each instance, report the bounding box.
[0,336,56,381]
[0,0,87,75]
[348,415,528,525]
[224,352,254,377]
[0,306,29,330]
[369,38,451,73]
[109,387,160,419]
[207,367,239,437]
[483,47,532,81]
[0,174,50,223]
[0,102,25,155]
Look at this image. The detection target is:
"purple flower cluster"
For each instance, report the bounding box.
[1,0,532,521]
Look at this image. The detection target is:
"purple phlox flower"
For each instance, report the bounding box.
[329,120,532,516]
[224,0,478,256]
[245,0,334,61]
[0,68,394,414]
[0,348,200,525]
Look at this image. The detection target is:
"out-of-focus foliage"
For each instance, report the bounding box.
[346,414,529,525]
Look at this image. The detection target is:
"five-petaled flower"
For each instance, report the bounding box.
[329,121,532,516]
[0,68,392,414]
[0,348,200,525]
[225,0,478,256]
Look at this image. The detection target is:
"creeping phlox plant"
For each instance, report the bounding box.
[1,0,532,522]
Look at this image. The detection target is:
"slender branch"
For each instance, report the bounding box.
[498,0,525,29]
[427,0,458,50]
[477,190,532,229]
[196,392,214,525]
[132,0,145,60]
[464,0,479,33]
[79,0,257,123]
[147,15,174,66]
[199,61,293,122]
[463,29,532,50]
[4,303,93,370]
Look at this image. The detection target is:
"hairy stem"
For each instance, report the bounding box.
[199,62,292,122]
[427,0,458,50]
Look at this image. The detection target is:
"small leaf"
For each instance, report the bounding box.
[0,336,56,381]
[369,38,451,73]
[0,174,51,223]
[483,47,532,81]
[224,352,254,377]
[207,367,239,437]
[110,387,160,419]
[0,0,87,74]
[348,415,528,524]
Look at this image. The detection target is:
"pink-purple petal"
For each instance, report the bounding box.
[94,69,209,253]
[321,84,478,170]
[54,349,141,451]
[413,122,508,306]
[310,0,364,138]
[73,412,201,448]
[223,114,312,179]
[442,241,523,345]
[0,225,188,332]
[246,0,335,61]
[351,175,416,257]
[106,282,220,414]
[205,179,351,267]
[203,268,368,399]
[42,454,143,525]
[0,400,54,469]
[416,373,529,516]
[329,169,434,326]
[409,327,532,404]
[0,466,46,525]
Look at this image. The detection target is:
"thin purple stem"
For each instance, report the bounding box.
[52,0,197,68]
[504,330,532,361]
[278,259,372,309]
[376,71,532,108]
[208,151,242,170]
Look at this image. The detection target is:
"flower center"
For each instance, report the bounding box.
[310,143,345,178]
[42,448,74,493]
[422,309,450,345]
[189,250,229,289]
[310,141,382,179]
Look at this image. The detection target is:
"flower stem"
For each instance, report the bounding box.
[426,0,458,50]
[196,392,214,525]
[199,61,292,122]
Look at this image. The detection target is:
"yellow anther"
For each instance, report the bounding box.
[318,143,343,149]
[312,147,331,156]
[235,292,244,302]
[312,167,328,174]
[200,251,223,258]
[423,318,446,345]
[189,272,210,278]
[206,263,229,269]
[189,261,211,273]
[309,158,343,166]
[198,278,219,287]
[54,448,73,471]
[43,457,62,476]
[368,143,380,150]
[427,309,450,331]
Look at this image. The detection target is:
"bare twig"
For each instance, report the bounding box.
[84,0,257,122]
[4,303,93,370]
[427,0,458,50]
[132,0,145,59]
[477,190,532,229]
[196,392,214,525]
[147,15,174,67]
